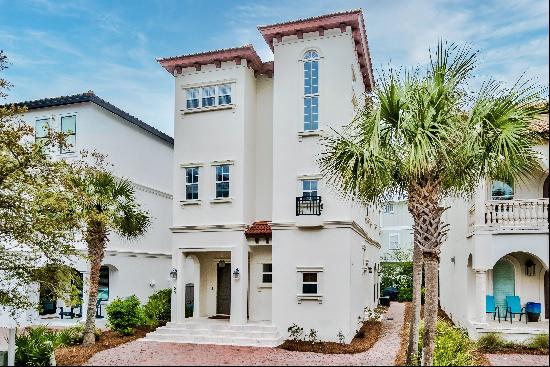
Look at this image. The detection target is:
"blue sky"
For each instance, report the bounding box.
[1,0,548,136]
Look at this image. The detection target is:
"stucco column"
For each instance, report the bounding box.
[175,252,187,323]
[192,257,201,319]
[230,244,249,325]
[475,270,488,323]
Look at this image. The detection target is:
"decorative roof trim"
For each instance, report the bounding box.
[10,91,173,145]
[245,221,272,239]
[257,9,374,91]
[157,44,266,75]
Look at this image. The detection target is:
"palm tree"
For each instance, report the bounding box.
[320,41,546,365]
[71,169,150,345]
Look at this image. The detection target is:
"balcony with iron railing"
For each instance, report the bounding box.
[468,198,549,232]
[295,196,323,227]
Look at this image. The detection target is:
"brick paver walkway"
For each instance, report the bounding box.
[86,302,405,366]
[486,353,549,366]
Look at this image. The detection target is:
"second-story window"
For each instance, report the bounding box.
[186,88,200,109]
[35,118,50,147]
[389,233,400,250]
[262,264,272,284]
[201,86,216,107]
[185,167,199,200]
[60,115,76,154]
[491,179,514,200]
[215,165,230,198]
[218,84,232,105]
[384,203,394,214]
[302,179,318,198]
[303,50,319,131]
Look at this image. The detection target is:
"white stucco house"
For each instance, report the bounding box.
[143,10,381,346]
[1,92,174,326]
[440,117,549,342]
[380,199,414,260]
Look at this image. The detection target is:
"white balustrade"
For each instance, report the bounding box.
[479,199,549,228]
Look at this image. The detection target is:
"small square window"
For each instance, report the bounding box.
[186,88,200,109]
[302,272,318,294]
[262,263,272,284]
[218,84,232,105]
[302,180,318,198]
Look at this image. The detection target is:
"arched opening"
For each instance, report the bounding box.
[543,175,549,198]
[38,265,83,317]
[492,258,515,311]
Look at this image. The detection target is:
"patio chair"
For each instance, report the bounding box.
[486,295,500,322]
[58,304,82,319]
[504,295,527,324]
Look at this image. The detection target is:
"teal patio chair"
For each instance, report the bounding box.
[504,295,527,323]
[486,295,500,322]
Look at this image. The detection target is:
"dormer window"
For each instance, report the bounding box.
[303,50,319,131]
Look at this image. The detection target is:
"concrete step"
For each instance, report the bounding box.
[144,322,283,347]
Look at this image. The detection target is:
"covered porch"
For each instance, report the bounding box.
[468,250,549,341]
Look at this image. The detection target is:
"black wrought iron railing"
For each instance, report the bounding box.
[296,196,323,216]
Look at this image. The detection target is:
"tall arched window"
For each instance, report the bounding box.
[303,50,319,131]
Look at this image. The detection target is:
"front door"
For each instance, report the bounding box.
[217,264,231,315]
[544,270,549,319]
[493,259,515,311]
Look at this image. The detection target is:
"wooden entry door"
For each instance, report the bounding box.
[217,264,231,315]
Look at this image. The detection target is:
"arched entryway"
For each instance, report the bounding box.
[493,258,515,311]
[543,175,549,198]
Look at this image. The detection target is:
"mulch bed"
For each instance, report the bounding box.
[395,302,413,366]
[477,345,549,356]
[55,328,150,366]
[278,320,382,354]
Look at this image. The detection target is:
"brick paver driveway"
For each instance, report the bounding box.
[485,353,549,366]
[86,302,405,366]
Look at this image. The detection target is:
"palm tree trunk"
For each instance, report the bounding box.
[83,218,108,345]
[406,240,423,364]
[408,179,448,366]
[422,253,439,366]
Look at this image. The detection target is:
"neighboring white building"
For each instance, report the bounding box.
[440,119,549,342]
[380,199,413,260]
[4,92,174,324]
[144,10,381,346]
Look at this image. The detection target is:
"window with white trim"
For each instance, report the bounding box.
[302,179,318,198]
[215,165,230,198]
[201,86,216,107]
[60,115,76,154]
[301,272,318,294]
[491,179,514,200]
[262,264,272,284]
[186,88,200,109]
[303,50,319,131]
[218,84,232,105]
[185,167,199,200]
[384,202,394,213]
[389,233,400,250]
[35,118,50,146]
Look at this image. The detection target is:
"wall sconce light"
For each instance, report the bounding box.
[169,268,178,280]
[451,256,455,264]
[368,267,373,273]
[218,260,226,268]
[233,268,240,279]
[525,259,536,276]
[149,279,156,288]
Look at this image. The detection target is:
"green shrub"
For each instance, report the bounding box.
[417,319,478,366]
[15,326,56,366]
[143,288,171,328]
[106,295,145,335]
[476,332,507,353]
[55,323,101,346]
[380,261,414,302]
[526,334,549,350]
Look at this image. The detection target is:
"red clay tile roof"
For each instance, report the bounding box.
[531,114,549,134]
[245,221,272,239]
[157,44,264,75]
[257,9,374,91]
